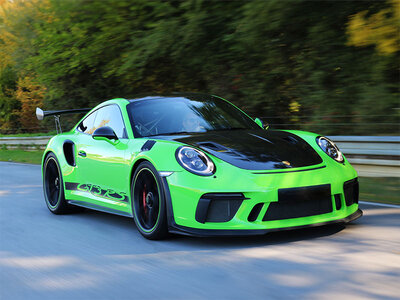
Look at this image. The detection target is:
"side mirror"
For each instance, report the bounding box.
[92,126,118,141]
[254,118,263,128]
[254,118,269,130]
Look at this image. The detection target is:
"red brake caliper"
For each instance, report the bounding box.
[142,184,147,216]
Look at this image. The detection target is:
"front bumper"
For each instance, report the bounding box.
[162,158,361,235]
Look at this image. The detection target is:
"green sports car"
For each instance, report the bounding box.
[37,93,362,239]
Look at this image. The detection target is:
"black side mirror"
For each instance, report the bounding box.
[92,126,118,141]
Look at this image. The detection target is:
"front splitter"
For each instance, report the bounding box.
[168,209,363,237]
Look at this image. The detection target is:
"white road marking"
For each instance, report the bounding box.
[359,201,400,208]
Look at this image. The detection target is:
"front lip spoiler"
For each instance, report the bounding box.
[168,209,363,237]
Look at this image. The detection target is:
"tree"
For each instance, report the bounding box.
[13,76,45,131]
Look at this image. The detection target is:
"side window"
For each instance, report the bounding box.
[92,105,126,138]
[77,111,97,135]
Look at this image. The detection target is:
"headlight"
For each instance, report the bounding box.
[316,136,344,163]
[175,146,215,176]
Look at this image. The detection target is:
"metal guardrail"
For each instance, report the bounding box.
[0,136,52,145]
[328,136,400,168]
[0,134,399,164]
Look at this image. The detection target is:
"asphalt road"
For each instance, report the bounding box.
[0,162,399,300]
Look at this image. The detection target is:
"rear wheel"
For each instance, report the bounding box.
[43,153,71,214]
[131,161,168,240]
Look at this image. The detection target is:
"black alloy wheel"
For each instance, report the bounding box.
[43,153,70,214]
[132,161,168,239]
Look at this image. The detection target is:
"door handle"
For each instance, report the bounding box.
[78,150,86,157]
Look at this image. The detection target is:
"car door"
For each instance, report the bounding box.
[63,109,97,202]
[75,104,131,213]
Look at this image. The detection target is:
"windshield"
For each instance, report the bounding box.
[127,95,260,137]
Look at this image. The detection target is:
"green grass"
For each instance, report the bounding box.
[0,131,56,137]
[0,149,398,205]
[0,149,43,164]
[359,177,399,205]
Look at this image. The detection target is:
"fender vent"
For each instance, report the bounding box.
[63,140,75,166]
[197,141,228,152]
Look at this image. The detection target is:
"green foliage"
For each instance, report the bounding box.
[0,0,398,135]
[0,66,19,131]
[359,177,400,205]
[0,149,43,164]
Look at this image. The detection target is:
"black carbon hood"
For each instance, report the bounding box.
[159,129,323,170]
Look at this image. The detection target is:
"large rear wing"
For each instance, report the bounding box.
[36,107,90,134]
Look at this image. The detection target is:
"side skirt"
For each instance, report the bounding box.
[67,200,133,218]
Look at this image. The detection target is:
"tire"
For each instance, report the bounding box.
[131,161,168,240]
[43,153,71,214]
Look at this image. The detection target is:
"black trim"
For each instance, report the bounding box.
[195,198,212,224]
[141,140,156,152]
[248,203,264,222]
[263,184,332,221]
[252,165,326,174]
[344,178,359,206]
[334,194,342,210]
[169,209,363,237]
[65,182,79,190]
[92,126,118,140]
[199,193,248,200]
[67,200,132,217]
[40,108,90,118]
[161,177,176,228]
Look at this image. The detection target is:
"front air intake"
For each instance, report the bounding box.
[263,184,333,221]
[343,178,359,206]
[195,193,246,223]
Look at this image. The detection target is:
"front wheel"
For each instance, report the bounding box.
[131,161,168,240]
[43,153,71,214]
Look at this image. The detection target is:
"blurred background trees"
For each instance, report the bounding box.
[0,0,398,134]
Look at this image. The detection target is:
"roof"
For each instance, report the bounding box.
[128,92,214,102]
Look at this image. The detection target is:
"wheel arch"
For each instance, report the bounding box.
[129,158,151,190]
[129,158,169,239]
[41,150,55,174]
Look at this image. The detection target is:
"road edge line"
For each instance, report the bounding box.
[359,201,400,208]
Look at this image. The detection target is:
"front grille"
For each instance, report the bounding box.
[248,203,264,222]
[263,184,333,221]
[195,193,245,223]
[344,178,359,206]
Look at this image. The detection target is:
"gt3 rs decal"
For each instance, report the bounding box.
[65,182,128,202]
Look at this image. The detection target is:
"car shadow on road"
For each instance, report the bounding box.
[78,208,353,249]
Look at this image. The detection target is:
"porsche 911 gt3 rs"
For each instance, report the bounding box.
[37,93,362,239]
